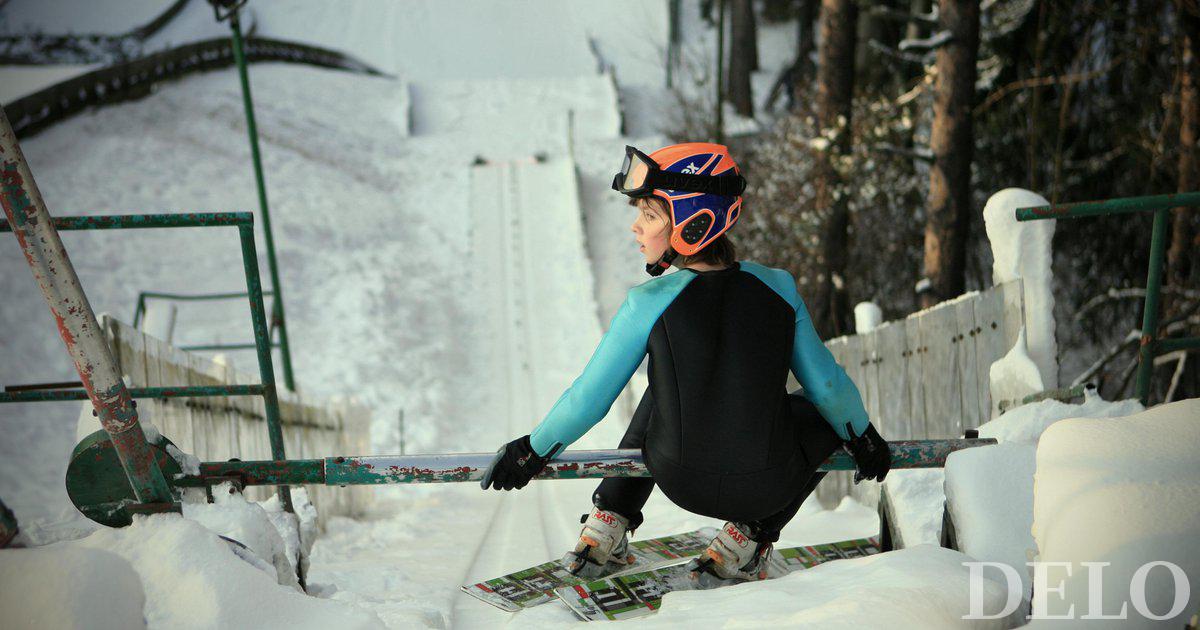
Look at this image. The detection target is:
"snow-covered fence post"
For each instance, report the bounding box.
[983,188,1058,392]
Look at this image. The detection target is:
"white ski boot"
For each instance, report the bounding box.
[688,521,773,588]
[564,507,635,577]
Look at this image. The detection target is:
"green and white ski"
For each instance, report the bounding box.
[553,535,881,621]
[460,527,718,612]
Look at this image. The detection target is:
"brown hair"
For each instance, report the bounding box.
[631,197,738,268]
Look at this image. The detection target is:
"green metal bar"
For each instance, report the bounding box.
[236,224,293,513]
[1156,337,1200,354]
[1134,208,1171,404]
[227,11,296,393]
[180,342,280,351]
[173,459,326,487]
[0,384,266,404]
[1015,191,1200,221]
[132,290,273,329]
[0,212,252,232]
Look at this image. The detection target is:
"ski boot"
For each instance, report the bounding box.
[686,521,773,589]
[563,506,635,578]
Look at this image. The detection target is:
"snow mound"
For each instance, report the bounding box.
[0,546,146,630]
[977,390,1143,445]
[943,394,1145,612]
[646,545,1017,628]
[1029,398,1200,627]
[181,482,301,590]
[989,326,1045,417]
[70,515,380,628]
[882,468,946,547]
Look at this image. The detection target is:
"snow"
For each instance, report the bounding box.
[941,392,1145,617]
[0,546,146,630]
[0,64,101,103]
[854,301,883,333]
[983,188,1058,389]
[1,514,382,629]
[989,326,1046,416]
[1027,398,1200,627]
[883,469,947,547]
[2,3,1192,629]
[0,0,165,36]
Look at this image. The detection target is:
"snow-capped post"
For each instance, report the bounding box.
[0,109,175,508]
[984,189,1058,391]
[209,0,297,394]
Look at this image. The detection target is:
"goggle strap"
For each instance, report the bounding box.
[646,170,746,197]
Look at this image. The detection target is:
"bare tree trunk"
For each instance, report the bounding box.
[729,0,757,117]
[791,0,819,107]
[1168,3,1199,291]
[811,0,858,337]
[921,0,980,309]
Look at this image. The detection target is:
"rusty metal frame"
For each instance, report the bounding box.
[1,111,174,507]
[1017,192,1200,405]
[0,207,295,512]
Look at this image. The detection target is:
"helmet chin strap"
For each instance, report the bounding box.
[645,247,678,277]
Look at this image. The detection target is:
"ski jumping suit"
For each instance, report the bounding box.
[528,261,870,540]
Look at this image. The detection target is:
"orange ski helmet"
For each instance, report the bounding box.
[613,142,746,259]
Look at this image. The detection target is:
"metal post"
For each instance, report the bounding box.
[237,225,294,513]
[1134,208,1171,404]
[226,8,296,392]
[715,0,726,144]
[0,110,173,506]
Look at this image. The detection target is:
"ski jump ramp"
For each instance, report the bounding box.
[453,156,635,626]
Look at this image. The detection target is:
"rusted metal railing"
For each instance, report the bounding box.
[0,110,174,507]
[0,208,296,513]
[1017,191,1200,405]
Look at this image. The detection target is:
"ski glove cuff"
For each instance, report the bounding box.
[480,434,551,491]
[842,422,891,484]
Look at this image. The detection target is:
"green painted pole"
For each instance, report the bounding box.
[227,10,296,393]
[1015,191,1200,221]
[237,224,294,513]
[715,0,726,144]
[0,384,265,404]
[1134,208,1171,405]
[0,212,254,231]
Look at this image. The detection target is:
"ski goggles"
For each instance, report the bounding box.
[611,146,747,198]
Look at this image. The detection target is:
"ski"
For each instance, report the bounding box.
[553,535,881,621]
[460,526,718,612]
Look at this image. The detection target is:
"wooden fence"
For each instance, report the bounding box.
[77,316,373,529]
[814,280,1026,508]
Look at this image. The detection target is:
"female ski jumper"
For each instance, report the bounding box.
[526,261,868,536]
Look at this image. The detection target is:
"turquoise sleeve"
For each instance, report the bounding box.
[528,272,696,458]
[741,262,870,441]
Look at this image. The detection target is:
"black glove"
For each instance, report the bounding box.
[842,423,891,484]
[480,435,550,491]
